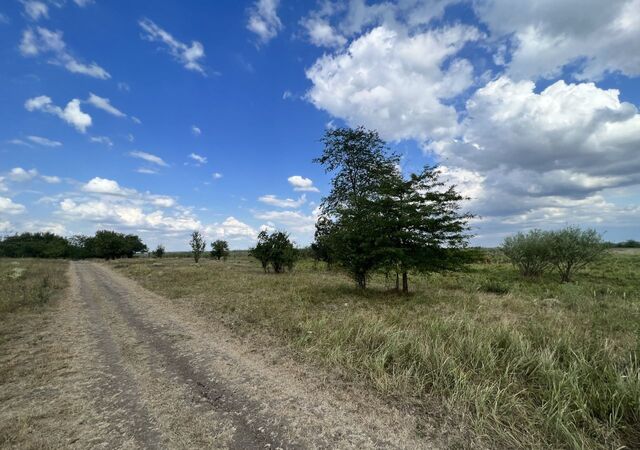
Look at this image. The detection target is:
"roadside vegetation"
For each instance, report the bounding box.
[111,250,640,449]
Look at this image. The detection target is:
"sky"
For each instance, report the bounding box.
[1,0,639,250]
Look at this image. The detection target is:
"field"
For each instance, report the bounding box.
[110,249,640,449]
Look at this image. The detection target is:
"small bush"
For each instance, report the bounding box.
[479,278,510,295]
[501,229,550,277]
[153,245,165,258]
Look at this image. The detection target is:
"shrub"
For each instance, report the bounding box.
[249,230,298,273]
[153,245,165,258]
[501,230,550,277]
[189,231,206,263]
[210,240,230,260]
[547,227,605,282]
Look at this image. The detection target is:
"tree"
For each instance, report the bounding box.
[92,230,147,260]
[153,245,165,258]
[547,227,605,282]
[189,231,206,263]
[379,165,473,293]
[501,230,551,277]
[0,232,71,258]
[249,230,298,273]
[313,126,399,289]
[210,240,230,260]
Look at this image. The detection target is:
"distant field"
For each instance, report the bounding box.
[111,250,640,448]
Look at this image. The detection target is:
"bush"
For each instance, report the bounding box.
[0,232,71,258]
[92,230,147,260]
[501,229,550,277]
[547,227,605,282]
[249,230,298,273]
[153,245,165,258]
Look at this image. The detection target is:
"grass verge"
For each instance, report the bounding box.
[111,251,640,448]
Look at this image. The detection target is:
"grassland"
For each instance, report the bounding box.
[110,249,640,449]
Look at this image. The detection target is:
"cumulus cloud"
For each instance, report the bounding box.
[82,177,127,196]
[87,93,126,117]
[8,167,39,182]
[139,18,206,74]
[301,16,347,48]
[212,172,223,179]
[288,175,319,192]
[474,0,640,80]
[19,27,110,79]
[0,197,26,215]
[258,194,306,208]
[25,95,92,133]
[247,0,282,44]
[430,76,640,222]
[129,151,169,167]
[42,175,61,184]
[306,24,480,142]
[27,135,62,147]
[206,216,256,240]
[191,125,201,136]
[254,209,318,234]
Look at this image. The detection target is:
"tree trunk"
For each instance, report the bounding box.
[395,272,400,291]
[402,271,408,293]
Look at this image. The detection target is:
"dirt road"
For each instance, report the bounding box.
[1,261,435,449]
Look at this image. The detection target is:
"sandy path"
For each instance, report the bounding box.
[4,261,438,449]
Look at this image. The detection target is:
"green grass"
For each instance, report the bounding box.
[111,251,640,448]
[0,258,68,316]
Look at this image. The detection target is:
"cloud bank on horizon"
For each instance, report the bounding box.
[1,0,639,249]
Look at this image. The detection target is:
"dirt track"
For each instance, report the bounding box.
[1,261,435,449]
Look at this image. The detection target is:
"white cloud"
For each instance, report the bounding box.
[191,125,201,136]
[205,217,256,240]
[41,175,61,184]
[87,93,126,117]
[432,76,640,220]
[73,0,94,6]
[89,136,113,147]
[258,194,306,208]
[139,18,206,75]
[8,167,38,182]
[131,116,142,124]
[301,17,346,48]
[151,196,176,208]
[306,24,480,142]
[0,221,11,232]
[212,172,223,179]
[129,151,169,167]
[0,197,26,215]
[136,168,158,175]
[82,177,126,196]
[475,0,640,81]
[25,95,92,133]
[117,82,130,92]
[254,210,317,234]
[188,153,207,165]
[247,0,282,44]
[22,1,48,21]
[26,135,62,147]
[19,27,110,79]
[288,175,319,192]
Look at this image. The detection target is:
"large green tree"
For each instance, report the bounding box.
[314,126,399,289]
[378,166,473,292]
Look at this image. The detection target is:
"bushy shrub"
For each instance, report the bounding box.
[501,229,550,277]
[547,227,605,282]
[153,245,165,258]
[502,227,606,282]
[249,230,298,273]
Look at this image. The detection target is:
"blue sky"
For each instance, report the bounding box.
[1,0,639,250]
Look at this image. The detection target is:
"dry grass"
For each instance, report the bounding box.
[0,258,72,449]
[110,252,640,449]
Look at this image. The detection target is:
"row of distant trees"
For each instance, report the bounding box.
[0,230,147,260]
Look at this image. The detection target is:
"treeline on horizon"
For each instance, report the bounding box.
[0,230,147,260]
